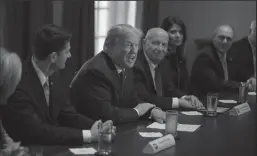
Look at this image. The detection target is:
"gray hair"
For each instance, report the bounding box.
[213,24,234,38]
[0,48,22,104]
[103,24,143,52]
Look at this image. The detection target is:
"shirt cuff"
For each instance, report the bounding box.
[82,130,92,143]
[133,108,140,116]
[172,97,179,108]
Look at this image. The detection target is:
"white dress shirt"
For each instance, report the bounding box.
[31,57,92,143]
[31,57,50,105]
[143,52,179,108]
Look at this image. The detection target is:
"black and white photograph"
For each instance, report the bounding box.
[0,0,256,156]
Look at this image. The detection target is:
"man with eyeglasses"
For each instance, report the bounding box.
[70,24,167,124]
[191,25,241,98]
[133,28,204,113]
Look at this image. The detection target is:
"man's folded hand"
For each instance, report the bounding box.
[151,108,166,123]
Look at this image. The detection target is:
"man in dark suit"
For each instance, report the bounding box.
[71,24,166,125]
[0,24,113,146]
[134,28,204,110]
[228,20,256,91]
[191,25,241,98]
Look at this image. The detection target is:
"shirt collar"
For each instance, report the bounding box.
[216,51,227,60]
[144,51,157,71]
[111,60,124,74]
[31,56,48,86]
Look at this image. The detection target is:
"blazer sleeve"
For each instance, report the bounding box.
[192,54,240,93]
[58,99,94,129]
[2,90,84,146]
[71,70,139,125]
[133,67,174,111]
[160,60,186,97]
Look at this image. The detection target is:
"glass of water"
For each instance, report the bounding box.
[206,92,218,116]
[238,82,248,104]
[165,110,178,137]
[96,122,113,156]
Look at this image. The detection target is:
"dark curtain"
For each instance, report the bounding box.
[62,0,94,87]
[3,0,52,61]
[142,0,159,34]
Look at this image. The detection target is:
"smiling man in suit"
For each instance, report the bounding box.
[191,25,241,98]
[70,24,167,124]
[134,28,204,110]
[0,24,113,146]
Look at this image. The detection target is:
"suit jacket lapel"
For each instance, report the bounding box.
[208,44,225,78]
[24,60,51,121]
[104,54,123,93]
[138,51,157,93]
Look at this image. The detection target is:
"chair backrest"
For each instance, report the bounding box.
[185,38,212,77]
[69,59,90,88]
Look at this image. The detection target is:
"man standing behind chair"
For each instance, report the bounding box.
[71,24,167,125]
[1,24,113,146]
[134,28,204,110]
[191,25,241,98]
[228,20,256,91]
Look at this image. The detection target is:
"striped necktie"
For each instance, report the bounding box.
[43,80,50,106]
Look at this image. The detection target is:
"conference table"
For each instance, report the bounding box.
[28,92,256,156]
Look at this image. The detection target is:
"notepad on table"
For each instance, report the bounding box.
[177,124,201,132]
[181,111,203,116]
[139,132,163,138]
[218,100,237,103]
[248,92,256,95]
[147,122,201,132]
[216,107,230,113]
[69,147,97,155]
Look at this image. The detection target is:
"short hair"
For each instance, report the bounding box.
[103,24,143,52]
[213,24,234,38]
[145,27,169,40]
[33,24,72,60]
[0,48,22,104]
[160,16,187,45]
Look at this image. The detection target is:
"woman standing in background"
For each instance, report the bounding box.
[160,16,190,96]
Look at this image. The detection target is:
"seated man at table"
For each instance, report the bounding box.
[70,24,166,125]
[191,25,241,98]
[227,20,256,91]
[133,28,204,110]
[0,24,113,146]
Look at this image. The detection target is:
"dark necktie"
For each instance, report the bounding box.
[119,70,124,96]
[220,54,228,80]
[154,66,163,96]
[43,80,50,106]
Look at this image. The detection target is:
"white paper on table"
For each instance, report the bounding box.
[181,111,203,116]
[139,132,163,138]
[147,122,201,132]
[177,124,201,132]
[146,122,165,130]
[69,147,97,155]
[218,100,237,103]
[248,92,256,95]
[216,107,230,113]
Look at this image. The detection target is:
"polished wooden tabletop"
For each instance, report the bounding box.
[28,93,257,156]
